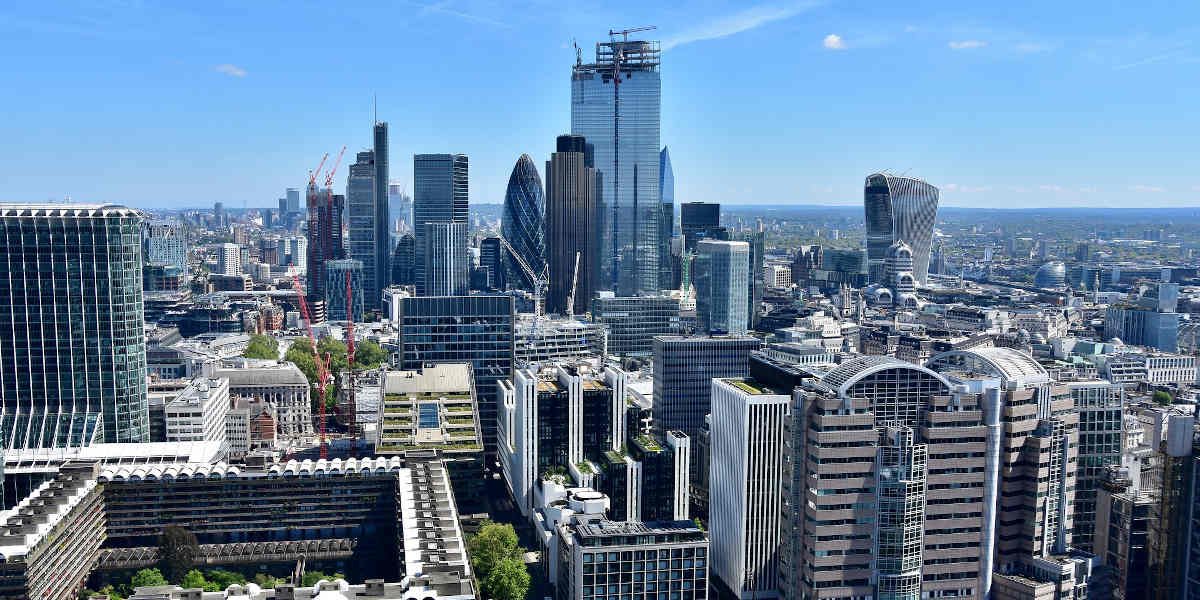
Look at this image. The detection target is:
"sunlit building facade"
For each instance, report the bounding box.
[864,173,939,285]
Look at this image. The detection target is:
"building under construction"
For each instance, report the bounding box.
[571,29,662,297]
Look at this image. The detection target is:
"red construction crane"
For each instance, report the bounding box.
[307,153,329,189]
[345,268,357,458]
[293,275,332,459]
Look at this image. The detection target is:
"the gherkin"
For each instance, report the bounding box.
[501,154,546,290]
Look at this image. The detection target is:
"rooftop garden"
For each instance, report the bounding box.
[634,435,662,452]
[730,380,768,395]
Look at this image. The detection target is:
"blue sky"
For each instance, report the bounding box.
[2,1,1197,209]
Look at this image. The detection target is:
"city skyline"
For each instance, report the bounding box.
[4,2,1197,210]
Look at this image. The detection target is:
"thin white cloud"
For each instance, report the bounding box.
[943,183,992,193]
[1113,48,1189,70]
[662,1,822,51]
[417,0,509,28]
[215,64,247,77]
[948,40,987,49]
[823,34,846,50]
[1129,184,1166,193]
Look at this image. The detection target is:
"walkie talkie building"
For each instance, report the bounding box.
[864,173,939,285]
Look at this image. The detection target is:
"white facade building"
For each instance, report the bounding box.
[709,377,789,600]
[217,243,241,276]
[165,370,229,455]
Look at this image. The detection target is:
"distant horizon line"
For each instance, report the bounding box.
[123,202,1200,212]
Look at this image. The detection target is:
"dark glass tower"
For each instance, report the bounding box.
[391,233,414,286]
[681,202,721,252]
[347,150,379,310]
[545,134,600,315]
[500,154,546,291]
[0,204,148,449]
[864,173,939,285]
[306,182,345,306]
[413,154,468,296]
[373,122,390,305]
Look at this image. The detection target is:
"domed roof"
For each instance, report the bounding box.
[887,241,913,258]
[1034,261,1067,289]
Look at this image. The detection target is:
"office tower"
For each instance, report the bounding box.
[737,232,765,330]
[556,520,709,600]
[479,237,503,290]
[498,362,626,516]
[213,201,224,226]
[347,149,382,311]
[413,154,468,295]
[652,336,761,439]
[680,202,721,253]
[1104,306,1179,352]
[0,204,148,449]
[284,235,307,268]
[277,197,287,220]
[515,315,608,363]
[546,134,600,315]
[388,182,411,231]
[373,122,391,303]
[423,222,469,296]
[143,220,187,270]
[659,146,674,291]
[391,233,414,285]
[572,34,661,296]
[863,173,939,284]
[709,377,788,600]
[324,258,364,321]
[1075,242,1090,262]
[165,372,229,452]
[217,242,240,275]
[396,295,514,459]
[1069,380,1125,553]
[695,240,749,335]
[501,154,546,291]
[286,187,301,214]
[306,181,345,302]
[592,295,679,356]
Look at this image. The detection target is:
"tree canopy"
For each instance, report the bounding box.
[468,521,530,600]
[242,334,280,360]
[1154,390,1173,405]
[484,557,532,600]
[131,568,169,587]
[285,336,388,410]
[157,526,199,582]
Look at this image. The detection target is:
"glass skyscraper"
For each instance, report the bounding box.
[372,122,390,305]
[413,154,468,296]
[864,173,940,285]
[0,204,148,449]
[659,146,674,291]
[500,154,546,291]
[572,36,661,296]
[347,150,380,310]
[423,222,469,296]
[695,240,749,336]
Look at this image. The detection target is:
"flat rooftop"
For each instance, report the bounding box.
[384,364,473,395]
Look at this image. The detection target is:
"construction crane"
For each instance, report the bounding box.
[307,153,329,189]
[608,25,656,41]
[566,251,580,318]
[344,268,357,458]
[498,237,547,315]
[292,274,333,459]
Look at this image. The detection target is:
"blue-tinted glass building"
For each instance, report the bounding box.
[695,240,749,336]
[659,146,674,291]
[324,258,364,322]
[572,37,661,296]
[864,173,939,285]
[501,154,546,291]
[347,150,380,310]
[413,154,468,296]
[0,204,148,449]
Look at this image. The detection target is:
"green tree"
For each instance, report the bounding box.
[180,570,207,589]
[468,521,521,579]
[482,556,531,600]
[98,585,126,600]
[243,334,280,359]
[1154,390,1173,405]
[254,574,283,586]
[204,569,246,587]
[131,568,169,587]
[354,340,388,369]
[158,526,200,582]
[300,571,346,586]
